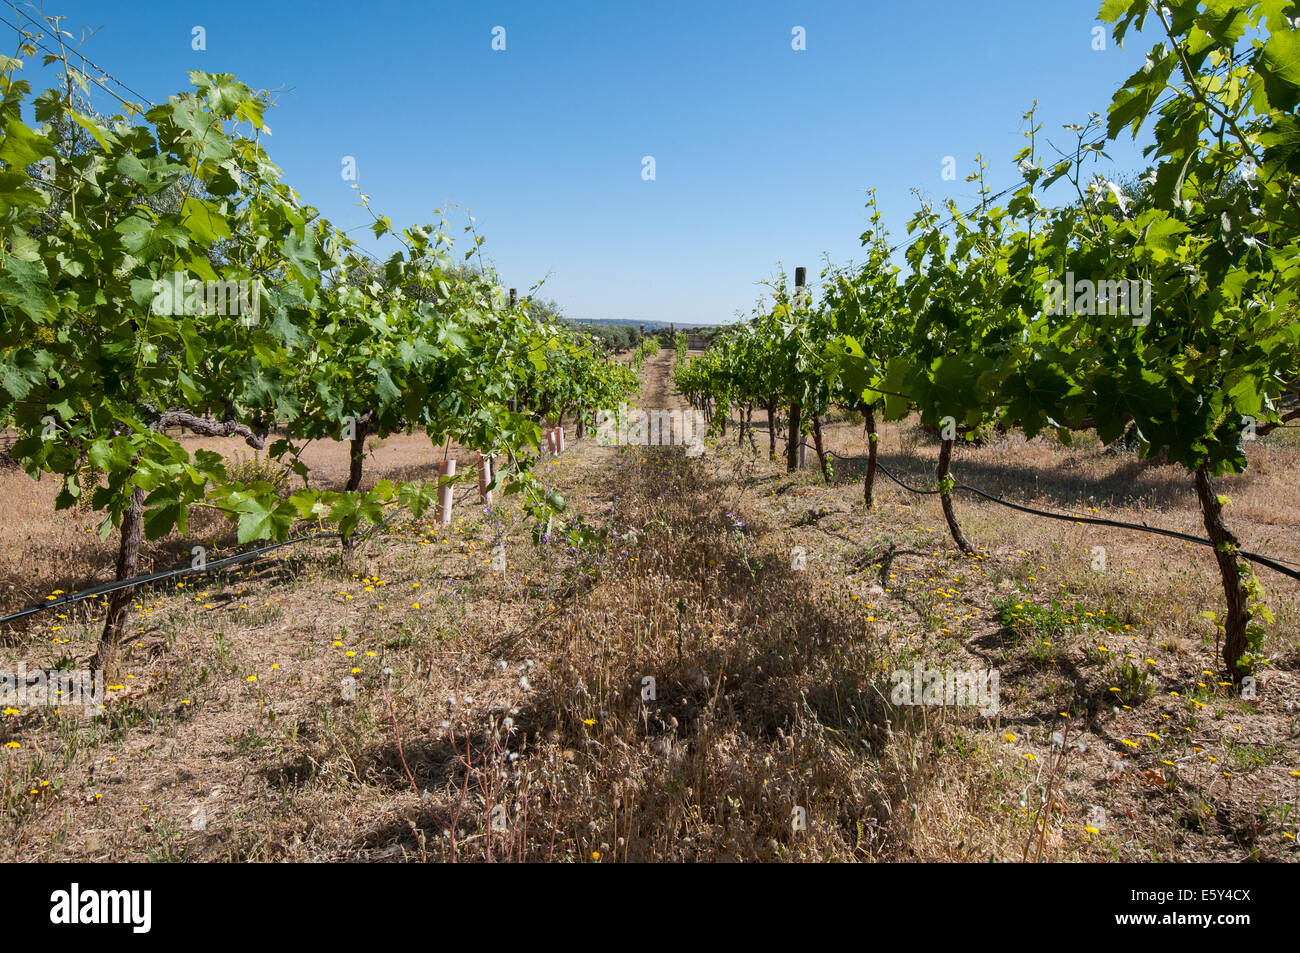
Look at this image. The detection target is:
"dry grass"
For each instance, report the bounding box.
[0,351,1297,861]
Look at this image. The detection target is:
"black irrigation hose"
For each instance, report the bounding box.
[872,461,942,496]
[0,500,415,628]
[0,462,517,629]
[0,473,512,628]
[0,528,339,627]
[871,460,1300,583]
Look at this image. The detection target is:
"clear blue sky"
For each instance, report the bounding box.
[10,0,1157,324]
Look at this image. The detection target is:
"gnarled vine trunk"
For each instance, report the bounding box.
[811,413,829,481]
[786,400,802,472]
[346,424,368,493]
[97,486,145,672]
[342,416,370,551]
[766,399,777,459]
[1194,464,1251,681]
[862,402,879,508]
[937,438,974,554]
[95,414,265,672]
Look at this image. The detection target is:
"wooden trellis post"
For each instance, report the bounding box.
[794,266,808,470]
